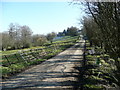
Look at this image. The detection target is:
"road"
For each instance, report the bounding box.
[2,39,85,89]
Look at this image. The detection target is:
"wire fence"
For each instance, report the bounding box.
[1,45,58,67]
[1,40,76,67]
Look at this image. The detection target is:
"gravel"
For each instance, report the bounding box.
[2,40,85,90]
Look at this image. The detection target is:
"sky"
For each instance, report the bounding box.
[1,1,85,35]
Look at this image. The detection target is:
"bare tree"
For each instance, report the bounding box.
[82,16,103,47]
[0,33,2,50]
[83,2,120,86]
[20,25,32,48]
[2,32,11,51]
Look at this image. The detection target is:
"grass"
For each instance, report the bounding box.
[84,84,104,90]
[2,36,78,55]
[1,36,78,79]
[82,41,117,90]
[2,46,45,55]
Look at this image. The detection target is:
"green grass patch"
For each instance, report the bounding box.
[1,36,79,79]
[83,40,117,89]
[84,84,104,90]
[2,46,45,55]
[9,63,25,72]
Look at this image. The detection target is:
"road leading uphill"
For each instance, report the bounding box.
[2,39,85,89]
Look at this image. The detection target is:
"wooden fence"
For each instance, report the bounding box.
[1,45,59,67]
[1,39,77,67]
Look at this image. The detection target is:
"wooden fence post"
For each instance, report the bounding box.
[19,52,28,64]
[83,39,86,67]
[4,55,11,66]
[14,54,20,63]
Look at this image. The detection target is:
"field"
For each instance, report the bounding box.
[1,36,79,78]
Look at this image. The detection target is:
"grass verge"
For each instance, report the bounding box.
[81,40,118,90]
[1,36,78,79]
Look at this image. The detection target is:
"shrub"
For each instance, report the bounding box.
[1,66,11,75]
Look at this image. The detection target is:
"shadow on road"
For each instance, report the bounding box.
[2,41,85,90]
[2,71,81,89]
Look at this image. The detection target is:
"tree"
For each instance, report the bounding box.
[57,32,63,37]
[57,30,67,37]
[46,32,56,43]
[85,2,120,58]
[82,16,103,47]
[7,23,23,49]
[83,2,120,86]
[1,32,11,51]
[32,34,48,46]
[66,26,79,36]
[7,23,33,49]
[20,25,32,48]
[8,23,17,49]
[0,33,2,50]
[63,29,67,36]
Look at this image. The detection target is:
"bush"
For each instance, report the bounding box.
[1,66,11,75]
[9,63,25,72]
